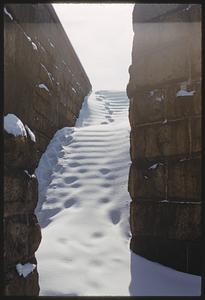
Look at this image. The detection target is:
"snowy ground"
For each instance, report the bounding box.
[35,91,201,296]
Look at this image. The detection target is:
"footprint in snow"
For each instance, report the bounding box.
[71,183,82,188]
[99,168,110,175]
[69,162,80,168]
[64,198,77,208]
[90,259,103,266]
[101,121,108,125]
[64,176,78,184]
[101,183,111,188]
[58,151,65,158]
[109,209,121,225]
[99,197,110,204]
[54,164,64,173]
[79,168,87,173]
[92,231,104,238]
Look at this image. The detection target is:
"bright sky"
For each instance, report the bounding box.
[52,3,134,91]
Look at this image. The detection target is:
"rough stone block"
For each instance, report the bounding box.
[165,86,199,119]
[191,117,201,154]
[28,215,42,257]
[4,215,30,266]
[4,268,40,296]
[130,201,201,240]
[130,235,202,275]
[128,162,166,200]
[129,89,164,126]
[4,171,38,217]
[4,132,29,169]
[130,119,189,161]
[168,158,201,201]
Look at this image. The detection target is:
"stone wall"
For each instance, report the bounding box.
[4,3,92,158]
[127,4,202,275]
[4,122,41,295]
[4,3,91,295]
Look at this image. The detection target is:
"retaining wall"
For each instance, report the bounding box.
[127,4,201,275]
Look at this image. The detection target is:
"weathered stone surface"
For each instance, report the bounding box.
[4,118,41,295]
[28,215,42,257]
[130,120,190,161]
[128,5,201,96]
[190,116,201,154]
[4,215,30,266]
[130,201,201,241]
[129,90,164,126]
[4,268,40,296]
[4,171,38,217]
[168,158,201,201]
[128,163,166,200]
[127,4,202,274]
[131,236,202,275]
[165,83,201,119]
[4,131,29,169]
[4,3,92,156]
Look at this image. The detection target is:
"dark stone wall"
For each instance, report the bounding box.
[4,3,91,295]
[127,4,202,275]
[4,3,92,158]
[4,127,41,295]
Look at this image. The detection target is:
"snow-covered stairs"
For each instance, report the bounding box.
[35,91,201,296]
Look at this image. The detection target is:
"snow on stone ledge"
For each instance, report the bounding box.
[16,263,36,278]
[25,124,36,142]
[38,83,49,92]
[4,114,27,137]
[4,7,13,20]
[176,89,195,97]
[148,163,159,170]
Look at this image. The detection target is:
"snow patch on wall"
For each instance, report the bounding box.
[25,124,36,142]
[4,7,13,20]
[38,84,50,92]
[16,263,36,278]
[4,113,27,137]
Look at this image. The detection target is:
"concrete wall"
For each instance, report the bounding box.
[4,3,91,295]
[127,4,201,275]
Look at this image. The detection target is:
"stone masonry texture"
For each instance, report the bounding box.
[127,4,201,275]
[4,3,92,295]
[4,3,92,159]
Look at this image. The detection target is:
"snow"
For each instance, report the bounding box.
[4,7,13,20]
[40,63,53,84]
[25,125,36,142]
[24,170,36,178]
[148,163,159,170]
[32,42,38,51]
[23,32,32,42]
[4,113,27,137]
[156,96,162,102]
[176,89,195,97]
[35,91,201,296]
[16,263,36,278]
[48,38,55,48]
[38,84,49,92]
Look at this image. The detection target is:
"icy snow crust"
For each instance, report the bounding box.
[35,91,201,296]
[4,113,27,137]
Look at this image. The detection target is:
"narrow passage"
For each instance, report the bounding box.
[35,91,201,296]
